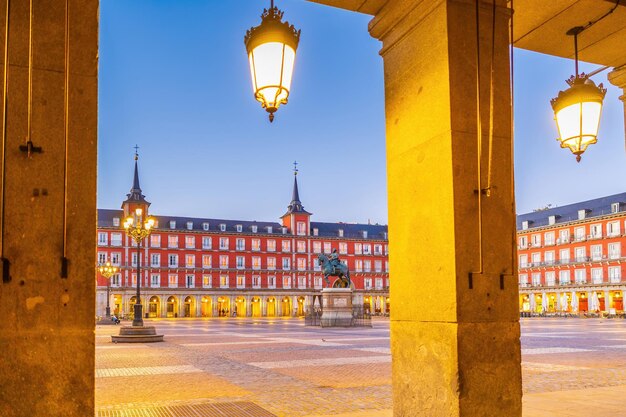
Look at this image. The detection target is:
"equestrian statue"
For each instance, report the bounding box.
[317,249,351,288]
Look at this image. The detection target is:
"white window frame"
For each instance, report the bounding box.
[268,275,276,289]
[202,274,212,288]
[168,274,178,288]
[220,275,229,288]
[186,274,195,288]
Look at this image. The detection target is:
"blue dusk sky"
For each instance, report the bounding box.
[98,0,626,224]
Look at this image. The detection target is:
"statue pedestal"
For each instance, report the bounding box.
[111,326,164,343]
[321,288,353,327]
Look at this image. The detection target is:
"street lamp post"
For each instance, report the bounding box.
[98,261,119,318]
[123,207,154,327]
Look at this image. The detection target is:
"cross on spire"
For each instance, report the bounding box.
[293,160,298,176]
[134,144,140,160]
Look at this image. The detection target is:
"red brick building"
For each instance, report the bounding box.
[517,193,626,315]
[96,157,389,318]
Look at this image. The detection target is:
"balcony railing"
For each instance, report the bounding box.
[519,277,626,289]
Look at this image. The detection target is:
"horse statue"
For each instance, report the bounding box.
[317,253,351,288]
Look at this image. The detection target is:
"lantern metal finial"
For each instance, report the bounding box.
[551,27,607,162]
[245,1,301,122]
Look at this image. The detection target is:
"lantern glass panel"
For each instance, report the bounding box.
[249,42,295,108]
[556,101,602,144]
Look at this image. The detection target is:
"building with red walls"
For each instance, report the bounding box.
[517,193,626,315]
[96,158,389,319]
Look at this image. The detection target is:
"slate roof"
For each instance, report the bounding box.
[282,174,311,216]
[98,209,388,241]
[516,192,626,230]
[122,156,150,207]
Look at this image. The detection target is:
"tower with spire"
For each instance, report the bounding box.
[121,146,151,218]
[280,161,311,235]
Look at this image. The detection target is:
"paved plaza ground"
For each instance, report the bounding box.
[95,317,626,417]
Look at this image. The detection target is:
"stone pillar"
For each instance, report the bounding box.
[262,298,268,317]
[604,290,611,312]
[369,1,521,415]
[245,295,251,317]
[608,65,626,148]
[0,0,98,414]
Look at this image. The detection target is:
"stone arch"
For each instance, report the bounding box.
[183,296,195,317]
[166,296,178,318]
[200,296,212,317]
[148,295,160,318]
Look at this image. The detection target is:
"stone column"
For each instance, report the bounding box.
[262,297,268,317]
[608,65,626,148]
[369,1,521,415]
[604,290,611,312]
[245,295,251,317]
[0,0,98,413]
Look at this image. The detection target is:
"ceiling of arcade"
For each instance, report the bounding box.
[308,0,626,67]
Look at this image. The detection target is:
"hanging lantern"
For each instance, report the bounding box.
[245,0,300,122]
[550,26,607,162]
[551,75,606,162]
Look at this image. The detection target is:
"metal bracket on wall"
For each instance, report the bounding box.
[61,256,68,278]
[19,139,42,157]
[469,272,513,290]
[1,257,9,283]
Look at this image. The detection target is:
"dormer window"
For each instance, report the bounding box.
[282,227,287,234]
[267,226,273,234]
[362,230,368,239]
[313,228,318,236]
[612,203,621,213]
[522,221,529,230]
[383,232,388,240]
[187,221,193,230]
[220,224,226,232]
[169,221,176,229]
[236,224,243,232]
[251,225,258,233]
[202,222,209,231]
[112,217,120,227]
[578,209,588,220]
[338,229,344,237]
[548,216,556,226]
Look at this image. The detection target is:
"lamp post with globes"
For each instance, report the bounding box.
[98,261,119,318]
[123,207,154,327]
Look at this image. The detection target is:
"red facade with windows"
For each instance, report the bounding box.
[517,194,626,313]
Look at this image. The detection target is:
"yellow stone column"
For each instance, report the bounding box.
[0,0,98,415]
[369,1,521,415]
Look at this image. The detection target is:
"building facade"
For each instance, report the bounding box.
[517,193,626,315]
[96,159,389,319]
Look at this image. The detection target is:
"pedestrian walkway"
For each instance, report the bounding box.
[96,317,626,416]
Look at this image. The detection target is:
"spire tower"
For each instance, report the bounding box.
[122,146,150,216]
[281,161,311,234]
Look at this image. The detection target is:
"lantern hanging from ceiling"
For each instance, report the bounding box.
[245,0,301,122]
[550,26,607,162]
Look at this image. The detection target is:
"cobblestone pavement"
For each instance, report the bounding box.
[96,317,626,416]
